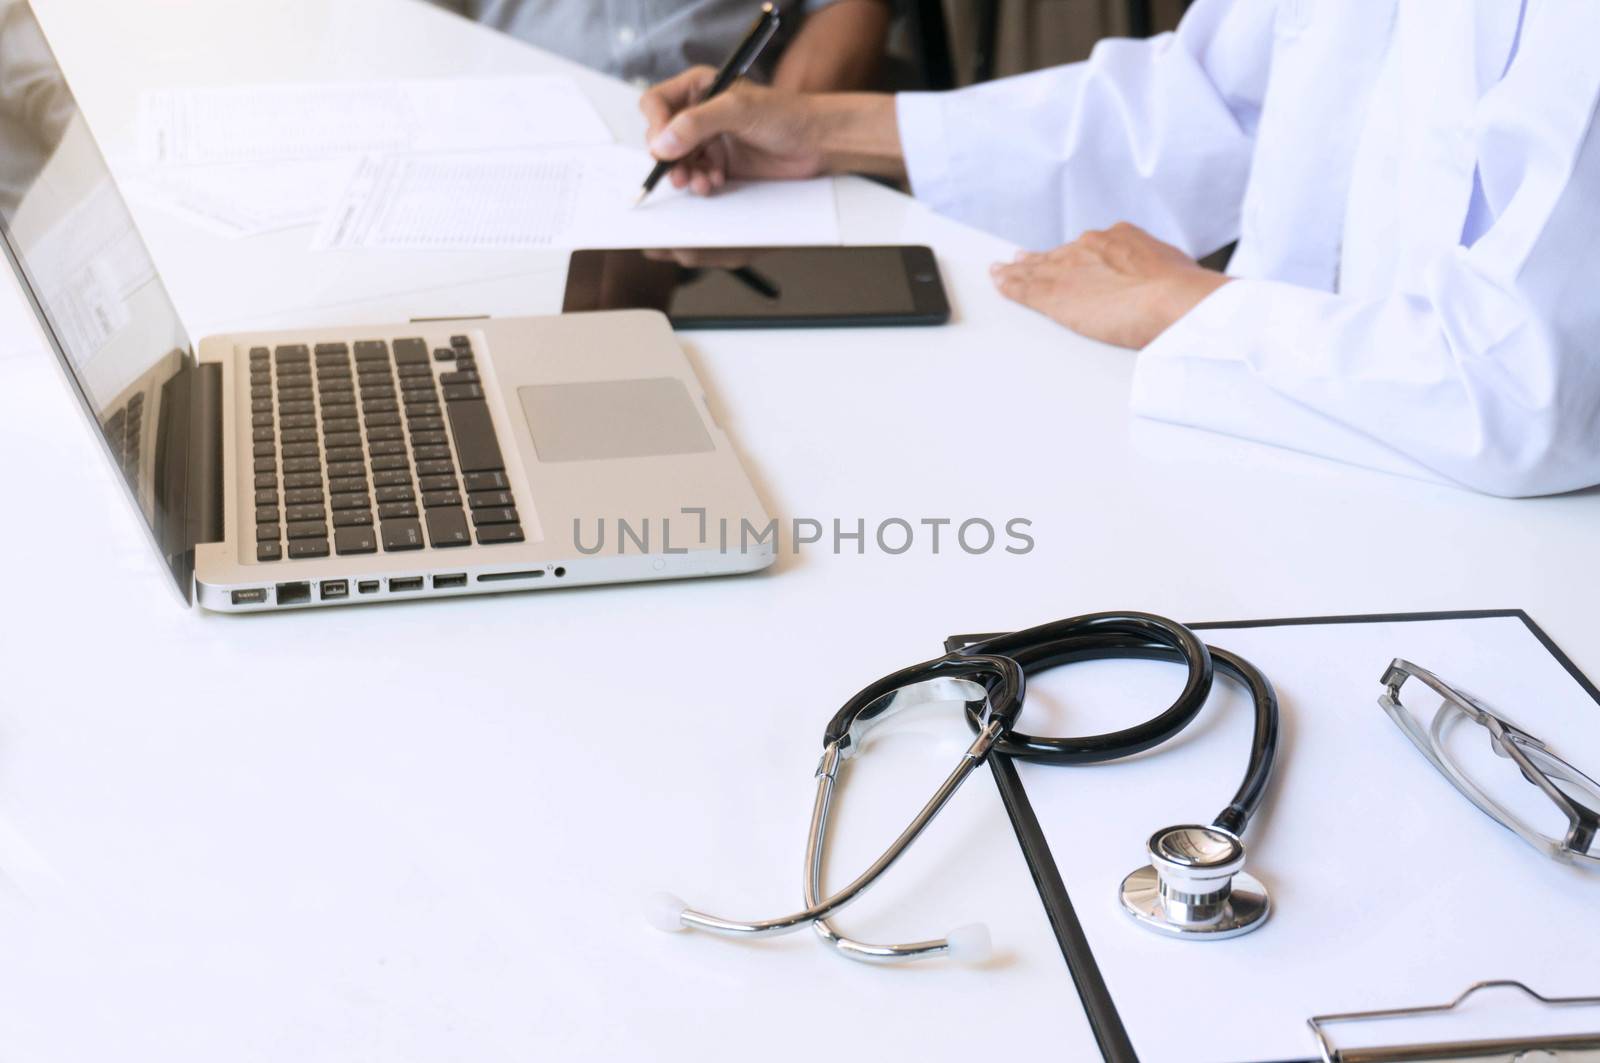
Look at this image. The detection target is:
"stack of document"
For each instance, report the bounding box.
[127,76,840,248]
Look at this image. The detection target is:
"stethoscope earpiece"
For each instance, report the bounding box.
[1118,824,1270,939]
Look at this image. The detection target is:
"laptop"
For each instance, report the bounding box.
[0,2,773,611]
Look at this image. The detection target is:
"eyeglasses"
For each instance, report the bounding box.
[1379,659,1600,867]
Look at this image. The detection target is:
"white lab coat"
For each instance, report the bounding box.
[896,0,1600,497]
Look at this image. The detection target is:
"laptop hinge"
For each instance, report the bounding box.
[186,361,225,546]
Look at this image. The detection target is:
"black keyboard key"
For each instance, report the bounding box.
[443,383,483,403]
[454,357,476,371]
[277,386,312,402]
[321,417,359,435]
[279,414,315,430]
[323,431,361,450]
[411,430,447,447]
[252,414,274,430]
[289,538,330,559]
[333,508,374,527]
[426,507,471,548]
[285,471,324,490]
[419,474,457,492]
[376,485,415,503]
[416,458,454,477]
[320,392,356,407]
[413,445,451,461]
[254,489,279,507]
[450,334,471,350]
[476,523,525,545]
[314,342,349,357]
[373,470,412,488]
[368,439,406,458]
[252,442,275,459]
[278,401,314,416]
[328,476,368,495]
[462,471,509,493]
[283,457,322,475]
[359,385,396,401]
[468,490,514,509]
[256,542,282,562]
[251,399,272,414]
[364,398,398,414]
[408,416,445,433]
[439,370,479,386]
[472,506,519,526]
[274,344,310,364]
[367,425,404,442]
[254,473,277,489]
[446,400,505,473]
[335,526,377,555]
[256,523,280,542]
[284,488,324,507]
[326,461,366,479]
[378,501,419,520]
[254,457,277,474]
[434,346,456,362]
[406,403,442,419]
[392,338,430,364]
[249,345,271,361]
[251,385,271,401]
[353,340,388,362]
[402,387,438,405]
[423,490,462,509]
[280,427,317,445]
[326,446,364,464]
[287,520,326,540]
[255,505,279,524]
[371,454,410,472]
[397,362,433,379]
[287,503,327,523]
[282,442,319,460]
[381,519,425,551]
[330,492,370,511]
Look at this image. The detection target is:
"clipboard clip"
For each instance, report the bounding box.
[1308,980,1600,1062]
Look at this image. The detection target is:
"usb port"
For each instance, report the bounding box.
[320,580,349,601]
[389,577,424,593]
[433,573,467,589]
[231,588,268,606]
[276,581,311,605]
[358,580,380,595]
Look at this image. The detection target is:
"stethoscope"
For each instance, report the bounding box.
[647,612,1280,963]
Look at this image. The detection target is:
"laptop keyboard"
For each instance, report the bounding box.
[102,390,145,489]
[250,334,526,563]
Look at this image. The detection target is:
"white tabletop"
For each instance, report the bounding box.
[1,1,1597,1060]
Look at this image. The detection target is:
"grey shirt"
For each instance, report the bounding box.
[429,0,837,87]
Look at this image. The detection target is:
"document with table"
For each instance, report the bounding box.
[985,611,1600,1062]
[127,76,840,248]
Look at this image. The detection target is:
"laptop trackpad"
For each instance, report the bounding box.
[518,379,714,463]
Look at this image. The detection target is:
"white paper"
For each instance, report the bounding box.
[311,145,840,252]
[124,159,357,237]
[138,76,613,166]
[1012,614,1600,1063]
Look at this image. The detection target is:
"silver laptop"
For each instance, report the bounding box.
[0,2,772,611]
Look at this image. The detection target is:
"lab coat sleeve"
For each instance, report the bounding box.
[894,0,1275,254]
[1133,42,1600,498]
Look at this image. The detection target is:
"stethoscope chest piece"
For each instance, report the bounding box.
[1118,824,1270,940]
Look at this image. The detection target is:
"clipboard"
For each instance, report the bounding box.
[957,610,1600,1063]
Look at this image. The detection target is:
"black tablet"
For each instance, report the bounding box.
[562,245,950,329]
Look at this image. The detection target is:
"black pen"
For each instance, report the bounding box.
[634,2,781,207]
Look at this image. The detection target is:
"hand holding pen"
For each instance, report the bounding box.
[635,3,782,204]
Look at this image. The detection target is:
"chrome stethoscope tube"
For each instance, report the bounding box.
[649,658,1023,945]
[659,719,1005,940]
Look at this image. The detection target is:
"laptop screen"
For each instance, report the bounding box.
[0,0,196,600]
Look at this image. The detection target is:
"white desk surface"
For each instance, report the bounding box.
[1,1,1596,1060]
